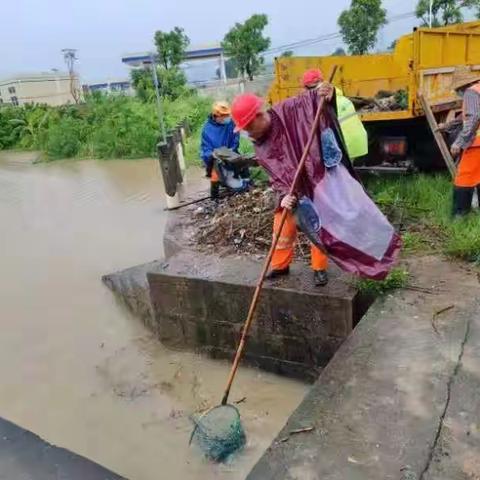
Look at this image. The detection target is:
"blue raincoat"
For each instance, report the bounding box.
[200,115,240,168]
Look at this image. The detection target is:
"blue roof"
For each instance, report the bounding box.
[122,47,224,66]
[89,83,108,89]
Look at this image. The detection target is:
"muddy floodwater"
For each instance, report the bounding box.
[0,151,307,479]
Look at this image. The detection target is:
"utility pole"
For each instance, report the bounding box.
[62,48,79,104]
[429,0,433,27]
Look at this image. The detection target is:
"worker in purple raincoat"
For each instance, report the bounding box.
[231,87,401,281]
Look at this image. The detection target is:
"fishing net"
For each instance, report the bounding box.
[190,404,246,462]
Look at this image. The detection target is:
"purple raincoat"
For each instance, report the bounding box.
[254,90,401,280]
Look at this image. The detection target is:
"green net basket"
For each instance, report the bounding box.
[190,404,246,462]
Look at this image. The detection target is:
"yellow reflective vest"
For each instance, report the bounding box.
[336,88,368,160]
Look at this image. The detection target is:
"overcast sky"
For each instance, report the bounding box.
[2,0,420,83]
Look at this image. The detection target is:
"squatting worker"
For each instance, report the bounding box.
[200,101,240,199]
[303,68,368,162]
[450,71,480,216]
[230,86,337,287]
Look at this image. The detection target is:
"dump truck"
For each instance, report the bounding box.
[267,21,480,173]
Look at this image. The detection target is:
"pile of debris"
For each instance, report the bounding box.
[187,188,311,261]
[353,89,408,113]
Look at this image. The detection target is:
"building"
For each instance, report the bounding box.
[86,79,133,95]
[0,72,80,107]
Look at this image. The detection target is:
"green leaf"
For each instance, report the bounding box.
[221,14,271,80]
[338,0,387,55]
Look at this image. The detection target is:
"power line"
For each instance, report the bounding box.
[263,10,417,56]
[182,10,418,75]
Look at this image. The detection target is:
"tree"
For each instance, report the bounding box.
[222,14,271,80]
[142,26,191,100]
[130,69,155,102]
[157,67,191,99]
[331,47,346,56]
[130,66,190,101]
[280,50,294,57]
[338,0,387,55]
[154,26,190,69]
[415,0,480,27]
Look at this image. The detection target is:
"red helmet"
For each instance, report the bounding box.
[231,93,264,132]
[302,68,324,88]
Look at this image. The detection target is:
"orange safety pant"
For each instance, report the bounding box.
[455,144,480,187]
[272,210,328,271]
[211,168,220,183]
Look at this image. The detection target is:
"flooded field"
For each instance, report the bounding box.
[0,151,307,479]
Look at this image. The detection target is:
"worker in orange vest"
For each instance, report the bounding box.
[450,71,480,215]
[231,89,335,287]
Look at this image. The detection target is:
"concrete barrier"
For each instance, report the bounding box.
[247,257,480,480]
[147,251,369,382]
[0,417,124,479]
[103,208,371,382]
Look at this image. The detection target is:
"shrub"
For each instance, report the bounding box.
[45,117,84,159]
[0,93,212,161]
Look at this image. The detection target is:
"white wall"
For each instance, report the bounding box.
[0,75,80,106]
[196,75,275,101]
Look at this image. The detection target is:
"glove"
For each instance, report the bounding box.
[450,144,461,158]
[280,194,297,211]
[316,82,334,101]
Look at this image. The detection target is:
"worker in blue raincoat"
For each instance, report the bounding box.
[200,101,240,199]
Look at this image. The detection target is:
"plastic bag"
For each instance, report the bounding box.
[294,196,322,241]
[321,127,342,168]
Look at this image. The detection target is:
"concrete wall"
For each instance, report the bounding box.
[146,250,366,382]
[103,211,370,382]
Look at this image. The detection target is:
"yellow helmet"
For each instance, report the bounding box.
[212,101,231,116]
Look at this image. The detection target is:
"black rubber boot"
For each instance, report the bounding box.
[452,186,474,217]
[266,266,290,280]
[313,270,328,287]
[210,181,220,201]
[205,163,213,178]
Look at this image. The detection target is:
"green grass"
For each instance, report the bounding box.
[184,129,202,167]
[356,267,409,295]
[445,216,480,262]
[365,173,480,263]
[401,231,433,254]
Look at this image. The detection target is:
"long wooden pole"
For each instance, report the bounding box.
[418,91,456,178]
[221,66,338,406]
